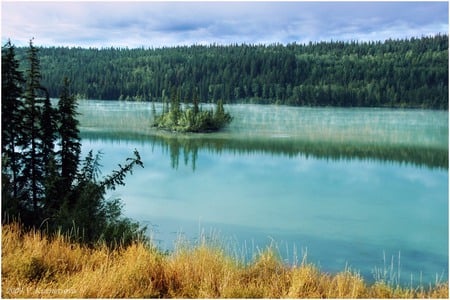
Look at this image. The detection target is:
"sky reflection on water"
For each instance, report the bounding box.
[78,101,448,285]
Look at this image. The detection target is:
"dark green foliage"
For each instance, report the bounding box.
[55,150,146,247]
[41,87,56,166]
[19,39,47,221]
[101,149,144,190]
[2,41,147,248]
[1,40,24,205]
[153,90,233,132]
[15,34,449,109]
[57,77,81,194]
[214,100,233,129]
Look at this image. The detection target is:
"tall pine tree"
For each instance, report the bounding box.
[19,39,47,223]
[2,40,146,246]
[40,84,60,218]
[41,87,57,167]
[58,77,81,198]
[1,40,24,217]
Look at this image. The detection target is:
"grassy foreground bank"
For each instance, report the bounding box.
[1,224,448,298]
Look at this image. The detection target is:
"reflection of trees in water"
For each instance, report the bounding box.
[81,131,448,171]
[166,138,198,171]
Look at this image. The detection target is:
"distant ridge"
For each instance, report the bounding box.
[14,34,448,109]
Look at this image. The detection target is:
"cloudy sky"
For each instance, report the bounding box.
[1,1,448,48]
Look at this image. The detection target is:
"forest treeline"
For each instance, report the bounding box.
[14,34,449,109]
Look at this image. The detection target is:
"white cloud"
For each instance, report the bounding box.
[2,1,448,48]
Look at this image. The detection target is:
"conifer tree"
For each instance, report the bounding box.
[193,89,200,115]
[1,40,146,246]
[41,87,56,162]
[39,85,58,217]
[1,40,25,217]
[58,77,81,196]
[2,41,24,192]
[19,39,46,223]
[170,86,181,124]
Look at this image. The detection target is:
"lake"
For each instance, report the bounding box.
[77,100,448,286]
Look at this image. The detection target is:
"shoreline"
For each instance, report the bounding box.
[2,223,448,298]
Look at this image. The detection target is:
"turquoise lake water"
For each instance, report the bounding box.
[77,100,448,285]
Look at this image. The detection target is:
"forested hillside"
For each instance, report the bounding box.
[15,35,448,109]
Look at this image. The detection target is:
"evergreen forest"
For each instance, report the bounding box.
[2,35,448,247]
[13,34,449,109]
[2,40,146,247]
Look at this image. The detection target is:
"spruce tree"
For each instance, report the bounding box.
[193,89,200,115]
[41,87,57,165]
[1,40,146,246]
[58,77,81,197]
[19,39,46,223]
[170,86,181,124]
[39,84,60,218]
[1,40,24,216]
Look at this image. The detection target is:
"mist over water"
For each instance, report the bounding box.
[79,101,447,149]
[78,100,448,285]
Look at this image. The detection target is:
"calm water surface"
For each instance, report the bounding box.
[78,100,448,285]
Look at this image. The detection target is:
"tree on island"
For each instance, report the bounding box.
[153,87,232,133]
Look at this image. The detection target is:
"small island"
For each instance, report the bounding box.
[153,89,232,133]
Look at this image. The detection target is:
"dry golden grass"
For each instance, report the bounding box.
[1,223,448,298]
